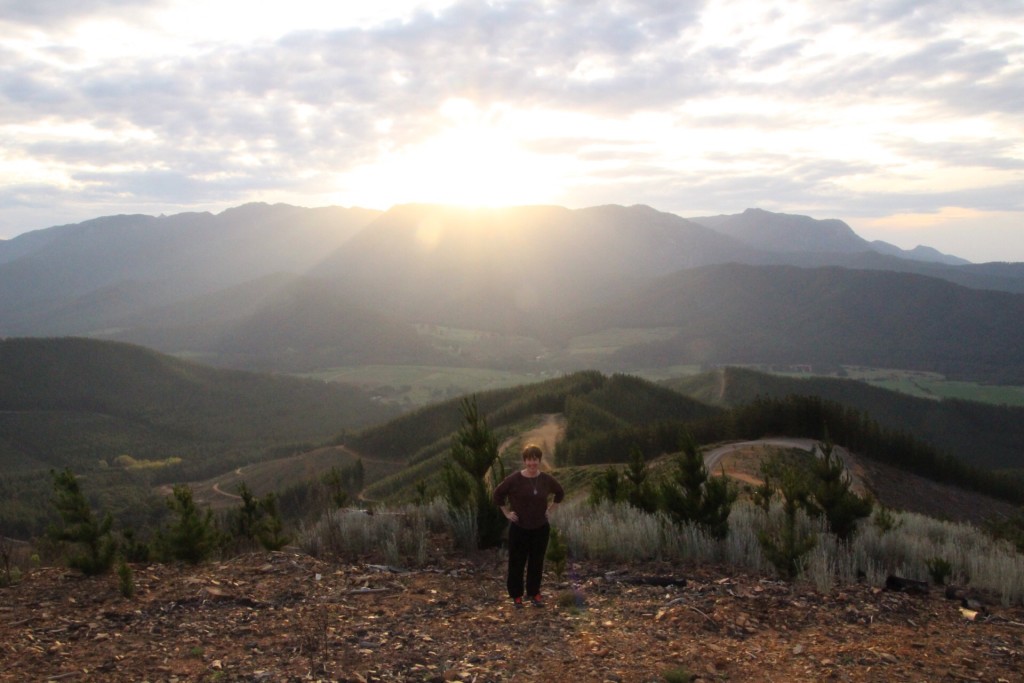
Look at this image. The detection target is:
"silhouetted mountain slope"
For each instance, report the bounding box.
[571,263,1024,383]
[208,277,447,371]
[756,249,1024,293]
[0,204,379,335]
[99,275,442,370]
[95,273,302,352]
[689,209,1024,291]
[691,208,971,267]
[666,367,1024,470]
[311,203,760,332]
[691,207,873,254]
[871,240,970,266]
[4,202,1023,380]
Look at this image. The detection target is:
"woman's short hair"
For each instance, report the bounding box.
[521,444,543,461]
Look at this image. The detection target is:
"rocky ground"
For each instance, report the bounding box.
[3,550,1024,683]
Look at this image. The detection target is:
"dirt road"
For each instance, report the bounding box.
[703,438,868,494]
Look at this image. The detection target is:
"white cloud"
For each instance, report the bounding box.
[0,0,1022,261]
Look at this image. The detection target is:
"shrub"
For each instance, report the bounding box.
[119,528,151,563]
[444,397,506,549]
[810,441,872,540]
[926,557,953,585]
[755,461,817,579]
[298,504,434,566]
[659,434,736,540]
[873,505,901,534]
[47,469,117,576]
[662,666,695,683]
[588,466,623,506]
[117,560,135,598]
[547,527,568,580]
[0,534,19,586]
[556,589,586,609]
[255,493,291,551]
[158,485,219,564]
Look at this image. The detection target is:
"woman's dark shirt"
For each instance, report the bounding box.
[492,471,565,530]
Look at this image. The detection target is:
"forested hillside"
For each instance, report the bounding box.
[354,371,1020,509]
[572,264,1024,383]
[0,337,398,537]
[0,337,396,461]
[665,367,1024,470]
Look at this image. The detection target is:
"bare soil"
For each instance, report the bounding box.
[3,550,1024,683]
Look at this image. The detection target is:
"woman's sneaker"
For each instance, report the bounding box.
[513,596,524,609]
[530,594,544,608]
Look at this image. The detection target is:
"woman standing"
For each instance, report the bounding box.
[492,443,565,608]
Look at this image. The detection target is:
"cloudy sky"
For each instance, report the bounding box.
[2,0,1022,262]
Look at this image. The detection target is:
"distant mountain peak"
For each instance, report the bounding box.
[871,240,971,266]
[689,207,870,254]
[689,208,971,265]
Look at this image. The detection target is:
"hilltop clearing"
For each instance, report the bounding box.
[2,551,1023,682]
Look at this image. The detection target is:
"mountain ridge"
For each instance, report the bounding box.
[3,202,1022,385]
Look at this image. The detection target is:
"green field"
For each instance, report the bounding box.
[866,379,1024,405]
[567,327,682,356]
[303,365,555,408]
[839,367,1024,406]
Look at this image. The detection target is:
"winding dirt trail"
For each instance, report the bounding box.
[703,438,868,495]
[497,413,566,469]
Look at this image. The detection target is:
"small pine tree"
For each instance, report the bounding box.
[450,397,499,481]
[227,482,262,550]
[443,461,473,509]
[873,505,901,534]
[623,446,659,513]
[255,492,290,551]
[809,441,872,541]
[444,397,506,549]
[752,477,775,512]
[926,557,953,585]
[546,527,568,581]
[660,436,705,524]
[0,534,16,587]
[48,469,116,575]
[414,480,429,505]
[588,466,622,506]
[659,435,736,539]
[119,527,151,563]
[351,458,365,493]
[698,471,736,541]
[160,485,219,564]
[226,483,290,552]
[322,467,350,509]
[756,458,816,579]
[117,560,135,598]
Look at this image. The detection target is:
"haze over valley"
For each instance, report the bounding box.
[4,202,1023,392]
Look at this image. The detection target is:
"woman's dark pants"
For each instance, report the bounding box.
[507,522,550,598]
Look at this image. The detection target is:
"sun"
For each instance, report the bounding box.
[340,99,567,209]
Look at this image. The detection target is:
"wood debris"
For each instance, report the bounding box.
[0,553,1022,682]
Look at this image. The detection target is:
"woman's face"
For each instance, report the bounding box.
[523,456,541,476]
